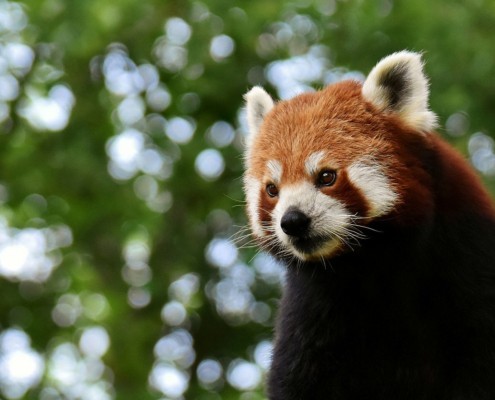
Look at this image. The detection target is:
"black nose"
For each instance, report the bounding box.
[281,208,311,237]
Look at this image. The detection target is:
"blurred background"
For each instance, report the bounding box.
[0,0,494,399]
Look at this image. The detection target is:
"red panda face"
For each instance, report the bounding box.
[244,52,437,262]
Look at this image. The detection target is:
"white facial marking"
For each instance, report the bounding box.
[347,161,398,217]
[243,175,264,238]
[305,151,326,177]
[273,181,351,260]
[266,160,283,185]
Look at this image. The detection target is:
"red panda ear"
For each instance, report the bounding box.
[244,86,274,138]
[362,51,437,133]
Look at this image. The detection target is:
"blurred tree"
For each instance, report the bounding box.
[0,0,494,399]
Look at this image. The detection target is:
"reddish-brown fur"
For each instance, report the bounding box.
[248,81,495,230]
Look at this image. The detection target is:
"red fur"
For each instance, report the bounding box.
[249,81,495,230]
[430,136,495,218]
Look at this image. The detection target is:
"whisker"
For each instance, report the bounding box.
[320,255,328,271]
[224,193,246,203]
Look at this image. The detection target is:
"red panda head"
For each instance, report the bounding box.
[243,51,439,262]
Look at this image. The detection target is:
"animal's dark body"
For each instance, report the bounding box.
[243,52,495,399]
[270,216,495,399]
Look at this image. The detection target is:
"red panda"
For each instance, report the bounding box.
[243,51,495,399]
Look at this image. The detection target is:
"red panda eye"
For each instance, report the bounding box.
[317,170,337,187]
[266,183,279,198]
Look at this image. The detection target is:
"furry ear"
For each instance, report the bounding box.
[244,86,274,137]
[362,51,437,133]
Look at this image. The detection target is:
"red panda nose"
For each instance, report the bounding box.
[281,208,311,237]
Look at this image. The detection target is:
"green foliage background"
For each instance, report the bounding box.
[0,0,494,399]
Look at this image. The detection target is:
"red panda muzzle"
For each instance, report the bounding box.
[290,235,329,256]
[281,208,335,255]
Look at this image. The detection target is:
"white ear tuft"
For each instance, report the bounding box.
[244,86,274,137]
[362,51,437,133]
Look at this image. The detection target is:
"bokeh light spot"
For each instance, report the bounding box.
[127,287,151,309]
[469,132,495,175]
[227,359,262,391]
[446,112,469,137]
[165,117,195,144]
[0,2,28,33]
[197,359,223,387]
[161,301,187,326]
[117,96,145,125]
[106,128,146,179]
[195,148,225,181]
[154,329,195,368]
[79,326,110,359]
[149,363,189,398]
[146,85,171,111]
[19,85,75,131]
[0,329,44,399]
[0,74,19,101]
[210,35,235,61]
[0,223,68,283]
[254,340,273,371]
[206,121,235,148]
[165,17,192,46]
[205,238,238,268]
[168,273,200,305]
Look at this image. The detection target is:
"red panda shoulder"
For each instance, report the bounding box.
[431,134,495,218]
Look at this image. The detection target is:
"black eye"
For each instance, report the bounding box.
[266,183,279,197]
[317,170,337,187]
